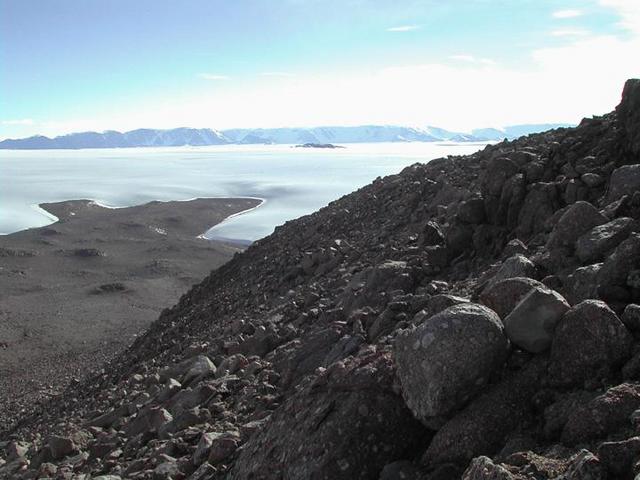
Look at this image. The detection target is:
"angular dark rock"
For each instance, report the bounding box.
[617,78,640,155]
[565,263,602,304]
[484,254,537,291]
[607,165,640,203]
[517,182,560,236]
[560,450,603,480]
[479,277,545,320]
[597,233,640,300]
[597,436,640,477]
[461,456,515,480]
[562,383,640,444]
[503,286,569,353]
[546,201,607,252]
[575,217,634,263]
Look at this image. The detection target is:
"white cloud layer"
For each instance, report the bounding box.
[551,28,590,36]
[260,72,295,77]
[601,0,640,33]
[198,73,229,80]
[386,25,419,32]
[2,118,34,126]
[21,0,640,137]
[450,54,496,65]
[552,9,584,18]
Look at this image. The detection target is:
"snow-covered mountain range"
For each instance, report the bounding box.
[0,124,573,149]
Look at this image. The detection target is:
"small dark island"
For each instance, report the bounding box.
[294,142,346,149]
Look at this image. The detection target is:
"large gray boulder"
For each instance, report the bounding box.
[575,217,634,263]
[480,277,545,320]
[607,164,640,203]
[503,286,570,353]
[395,303,509,427]
[549,300,632,387]
[547,201,607,252]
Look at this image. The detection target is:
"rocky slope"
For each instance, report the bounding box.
[1,79,640,480]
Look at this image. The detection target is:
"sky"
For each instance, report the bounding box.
[1,0,639,139]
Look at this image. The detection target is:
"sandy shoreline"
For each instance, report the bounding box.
[0,196,261,434]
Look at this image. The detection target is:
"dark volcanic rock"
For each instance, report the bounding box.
[561,450,603,480]
[484,254,537,291]
[462,456,515,480]
[503,286,569,353]
[479,277,545,320]
[565,263,602,304]
[575,217,634,263]
[228,350,426,480]
[597,436,640,477]
[562,383,640,444]
[617,78,640,155]
[607,165,640,204]
[395,303,508,427]
[597,233,640,301]
[546,201,607,253]
[549,300,632,387]
[422,358,545,466]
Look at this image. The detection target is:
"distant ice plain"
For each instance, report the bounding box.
[0,142,490,242]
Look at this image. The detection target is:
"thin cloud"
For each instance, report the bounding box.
[552,9,584,18]
[551,28,590,37]
[600,0,640,34]
[387,25,420,32]
[260,72,295,77]
[450,54,496,65]
[198,73,230,81]
[2,118,34,126]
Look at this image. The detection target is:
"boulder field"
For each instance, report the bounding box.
[2,79,640,479]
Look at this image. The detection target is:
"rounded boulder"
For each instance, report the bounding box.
[394,303,509,427]
[549,300,632,387]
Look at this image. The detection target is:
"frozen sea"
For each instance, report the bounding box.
[0,142,489,242]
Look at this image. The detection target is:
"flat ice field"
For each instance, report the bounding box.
[0,142,489,242]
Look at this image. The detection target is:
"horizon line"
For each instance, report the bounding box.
[0,121,577,143]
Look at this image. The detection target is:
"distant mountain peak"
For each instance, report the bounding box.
[0,123,574,150]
